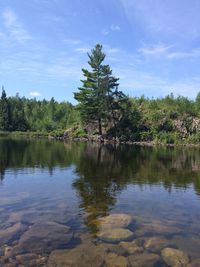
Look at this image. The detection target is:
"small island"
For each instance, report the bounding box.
[1,44,200,146]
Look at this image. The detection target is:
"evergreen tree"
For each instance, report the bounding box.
[74,44,120,135]
[0,87,11,131]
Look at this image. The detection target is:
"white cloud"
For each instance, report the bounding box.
[167,49,200,59]
[103,44,121,54]
[30,91,41,97]
[2,8,31,43]
[111,24,121,31]
[74,47,90,54]
[102,29,109,36]
[138,43,200,60]
[102,24,121,36]
[138,43,172,56]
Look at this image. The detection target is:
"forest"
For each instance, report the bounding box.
[1,44,200,144]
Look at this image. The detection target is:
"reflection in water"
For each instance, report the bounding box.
[1,138,200,265]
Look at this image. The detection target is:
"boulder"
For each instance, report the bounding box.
[48,243,106,267]
[135,221,182,237]
[188,258,200,267]
[0,223,28,246]
[98,228,134,243]
[144,236,171,252]
[161,248,189,267]
[99,243,127,256]
[16,253,47,266]
[105,253,129,267]
[11,221,73,254]
[120,241,143,254]
[128,252,160,267]
[96,214,133,230]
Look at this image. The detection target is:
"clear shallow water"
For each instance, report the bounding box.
[1,138,200,266]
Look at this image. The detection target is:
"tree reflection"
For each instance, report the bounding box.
[1,138,200,234]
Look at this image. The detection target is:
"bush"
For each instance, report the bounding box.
[155,132,178,145]
[140,131,154,141]
[187,132,200,144]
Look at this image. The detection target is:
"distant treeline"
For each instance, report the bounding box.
[0,88,79,133]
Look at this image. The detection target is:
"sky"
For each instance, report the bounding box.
[0,0,200,103]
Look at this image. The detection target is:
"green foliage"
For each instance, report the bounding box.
[0,88,11,131]
[0,88,80,133]
[74,44,126,135]
[187,132,200,144]
[155,132,179,145]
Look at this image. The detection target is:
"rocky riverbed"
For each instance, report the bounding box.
[1,212,200,267]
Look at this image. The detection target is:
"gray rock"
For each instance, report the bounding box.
[120,241,143,254]
[188,258,200,267]
[161,248,189,267]
[144,236,171,252]
[0,223,28,246]
[98,228,134,243]
[105,252,129,267]
[97,213,133,230]
[16,253,47,266]
[11,221,73,254]
[48,243,106,267]
[128,252,160,267]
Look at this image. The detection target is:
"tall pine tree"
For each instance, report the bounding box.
[74,44,121,135]
[0,87,11,131]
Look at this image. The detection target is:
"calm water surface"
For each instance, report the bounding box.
[0,138,200,266]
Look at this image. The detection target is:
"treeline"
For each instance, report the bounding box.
[0,89,79,132]
[1,44,200,144]
[1,87,200,144]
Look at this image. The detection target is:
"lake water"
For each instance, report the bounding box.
[0,138,200,266]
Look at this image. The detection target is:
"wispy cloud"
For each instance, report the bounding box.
[30,91,41,97]
[138,43,200,60]
[138,43,172,56]
[2,8,31,43]
[104,44,121,54]
[63,38,81,45]
[167,49,200,59]
[111,24,121,31]
[120,0,200,40]
[74,47,90,54]
[102,24,121,35]
[102,29,109,36]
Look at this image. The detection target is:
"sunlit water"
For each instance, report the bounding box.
[1,138,200,266]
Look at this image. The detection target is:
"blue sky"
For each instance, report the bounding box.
[0,0,200,103]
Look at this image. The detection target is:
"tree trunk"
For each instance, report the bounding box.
[98,117,102,135]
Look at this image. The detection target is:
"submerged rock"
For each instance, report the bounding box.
[48,243,106,267]
[120,241,143,254]
[188,258,200,267]
[0,223,28,246]
[144,236,171,252]
[135,220,182,237]
[161,248,189,267]
[105,252,129,267]
[11,221,73,254]
[16,253,47,266]
[98,228,134,243]
[128,252,160,267]
[99,243,127,256]
[97,213,133,229]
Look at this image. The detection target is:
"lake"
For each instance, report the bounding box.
[0,138,200,266]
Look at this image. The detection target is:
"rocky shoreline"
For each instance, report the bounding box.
[2,130,200,147]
